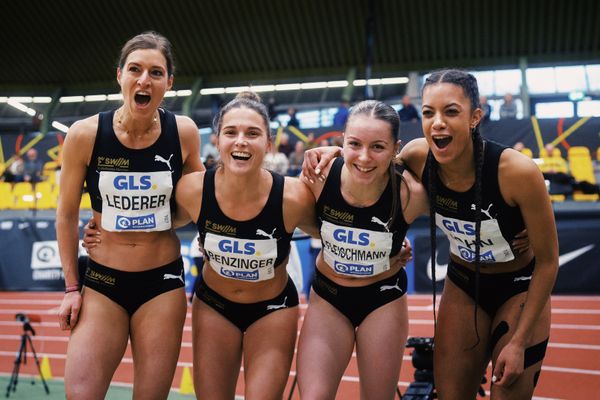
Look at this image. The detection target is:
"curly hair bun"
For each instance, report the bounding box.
[235,91,262,103]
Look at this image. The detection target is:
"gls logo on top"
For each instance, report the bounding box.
[113,175,153,191]
[218,239,256,255]
[441,219,476,236]
[333,228,370,246]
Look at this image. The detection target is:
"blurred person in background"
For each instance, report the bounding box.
[499,93,518,120]
[398,95,420,122]
[287,140,306,176]
[22,148,43,183]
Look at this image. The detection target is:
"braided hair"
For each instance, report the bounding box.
[422,69,484,347]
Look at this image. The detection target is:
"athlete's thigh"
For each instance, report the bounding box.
[65,288,130,399]
[435,279,492,400]
[191,296,243,400]
[356,295,408,400]
[243,306,298,400]
[129,287,187,400]
[489,293,551,400]
[296,290,356,399]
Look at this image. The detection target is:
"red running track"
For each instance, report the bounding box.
[0,292,598,399]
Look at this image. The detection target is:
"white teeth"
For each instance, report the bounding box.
[136,91,150,96]
[232,151,251,158]
[356,166,374,173]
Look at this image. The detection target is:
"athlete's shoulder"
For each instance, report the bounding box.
[174,114,198,131]
[64,115,99,146]
[499,147,541,178]
[178,170,206,188]
[284,176,315,203]
[399,138,429,179]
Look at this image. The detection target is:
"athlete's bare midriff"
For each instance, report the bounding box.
[316,251,404,287]
[87,210,181,271]
[202,258,290,304]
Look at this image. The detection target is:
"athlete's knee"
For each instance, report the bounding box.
[65,380,104,400]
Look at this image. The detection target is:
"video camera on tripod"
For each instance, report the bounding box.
[402,337,435,400]
[15,313,40,335]
[401,336,487,399]
[5,312,49,397]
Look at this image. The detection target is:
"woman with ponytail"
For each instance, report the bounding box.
[400,69,558,399]
[296,100,428,399]
[174,91,318,399]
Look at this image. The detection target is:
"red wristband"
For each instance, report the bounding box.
[65,285,80,293]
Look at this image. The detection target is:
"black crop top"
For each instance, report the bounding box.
[196,169,293,282]
[316,157,409,277]
[85,109,183,232]
[422,140,525,263]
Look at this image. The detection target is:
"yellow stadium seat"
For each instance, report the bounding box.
[0,182,14,209]
[539,147,562,158]
[596,147,600,161]
[568,152,599,201]
[568,146,591,159]
[569,155,595,181]
[80,192,92,209]
[537,157,569,174]
[35,182,58,209]
[12,182,35,209]
[573,193,599,201]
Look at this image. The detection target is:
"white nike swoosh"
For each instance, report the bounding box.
[559,244,595,267]
[426,252,448,282]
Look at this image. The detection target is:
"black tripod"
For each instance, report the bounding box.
[5,316,50,398]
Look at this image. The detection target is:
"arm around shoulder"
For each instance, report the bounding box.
[283,177,319,238]
[400,169,429,224]
[174,171,205,226]
[399,138,429,180]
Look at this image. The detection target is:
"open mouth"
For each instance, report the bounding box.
[134,92,151,106]
[231,151,251,160]
[432,136,452,149]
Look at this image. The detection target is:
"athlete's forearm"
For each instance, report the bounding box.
[510,260,557,346]
[56,215,82,287]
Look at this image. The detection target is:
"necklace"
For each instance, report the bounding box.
[115,109,158,138]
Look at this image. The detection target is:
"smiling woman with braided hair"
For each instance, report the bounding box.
[400,69,558,399]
